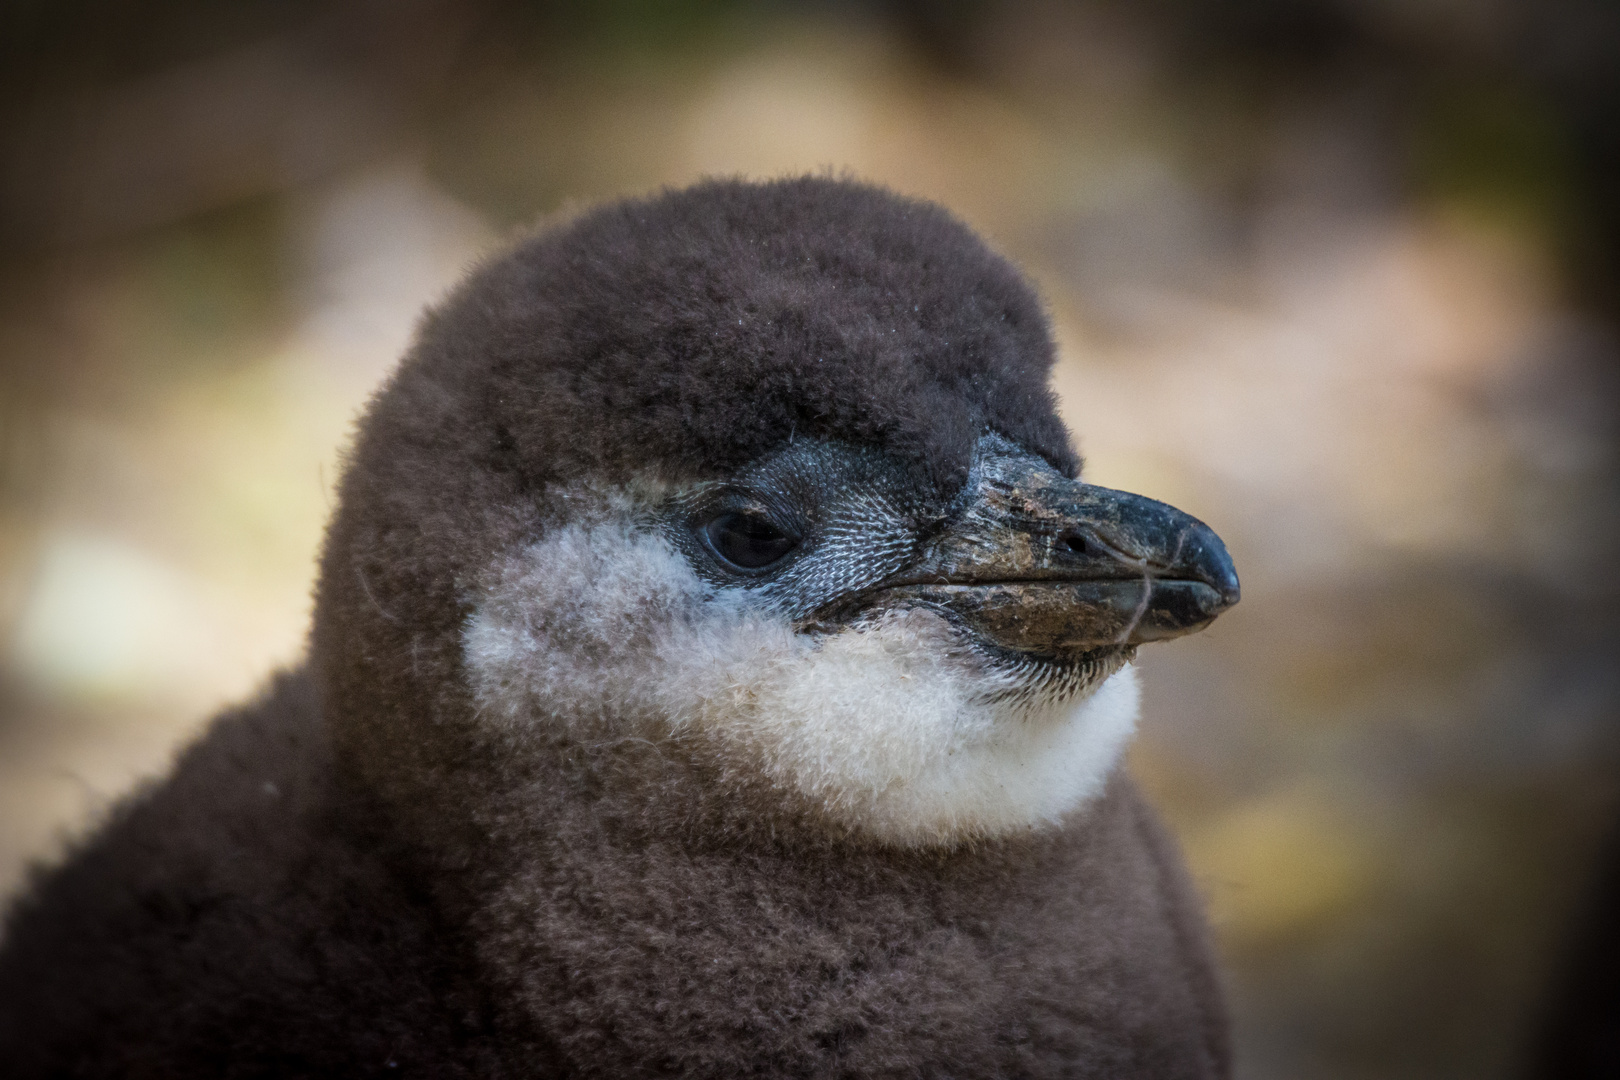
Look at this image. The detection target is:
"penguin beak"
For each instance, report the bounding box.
[858,461,1240,657]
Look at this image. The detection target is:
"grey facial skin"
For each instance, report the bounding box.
[664,433,1240,669]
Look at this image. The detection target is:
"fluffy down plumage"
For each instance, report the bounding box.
[0,176,1230,1078]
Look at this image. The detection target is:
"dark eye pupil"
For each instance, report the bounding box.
[704,512,797,570]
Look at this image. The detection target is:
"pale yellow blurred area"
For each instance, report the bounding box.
[2,7,1615,1079]
[1,169,492,894]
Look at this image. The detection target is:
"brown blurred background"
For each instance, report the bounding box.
[2,1,1617,1076]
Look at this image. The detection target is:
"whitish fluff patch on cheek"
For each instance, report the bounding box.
[463,521,1140,846]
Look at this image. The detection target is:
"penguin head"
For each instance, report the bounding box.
[315,177,1238,850]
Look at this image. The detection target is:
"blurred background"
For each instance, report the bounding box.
[1,1,1617,1076]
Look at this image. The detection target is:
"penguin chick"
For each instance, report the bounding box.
[0,176,1239,1078]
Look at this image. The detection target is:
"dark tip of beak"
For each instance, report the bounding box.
[1181,520,1242,610]
[1045,487,1239,640]
[1114,521,1237,647]
[1085,510,1240,644]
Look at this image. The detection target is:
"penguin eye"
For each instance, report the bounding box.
[702,512,799,571]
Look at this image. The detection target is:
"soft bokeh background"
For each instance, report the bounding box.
[2,2,1617,1077]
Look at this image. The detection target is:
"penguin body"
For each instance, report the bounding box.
[0,178,1235,1077]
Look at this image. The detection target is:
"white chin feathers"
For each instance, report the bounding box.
[463,521,1140,847]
